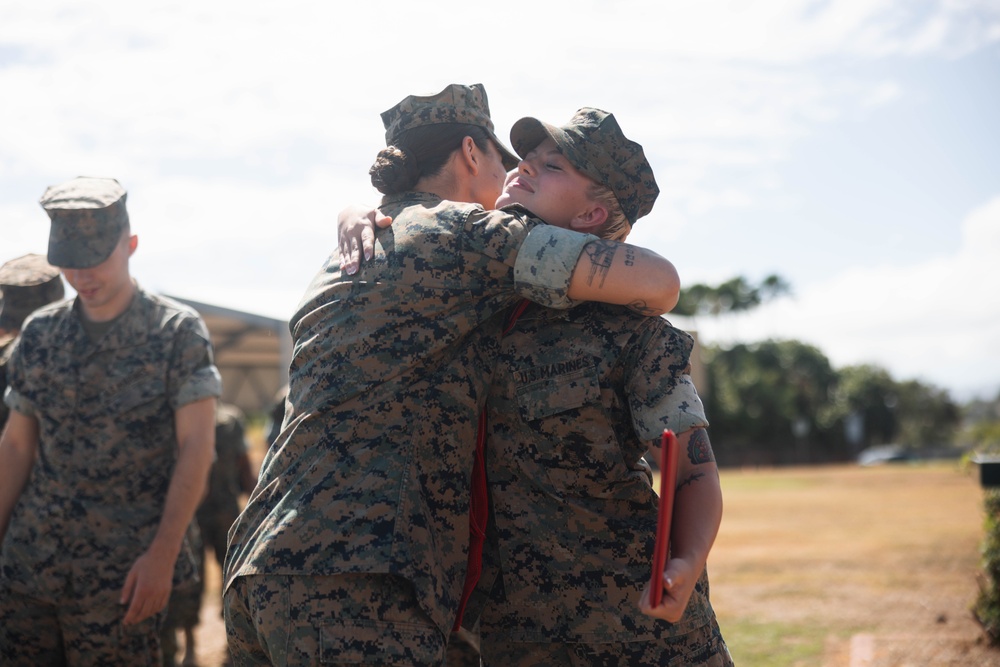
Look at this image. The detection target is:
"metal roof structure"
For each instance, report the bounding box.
[170,296,291,416]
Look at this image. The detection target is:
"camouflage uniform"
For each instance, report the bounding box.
[0,253,65,428]
[450,108,733,665]
[476,303,732,665]
[0,284,222,666]
[223,188,597,665]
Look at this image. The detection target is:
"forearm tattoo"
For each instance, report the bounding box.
[583,239,616,288]
[677,472,706,491]
[688,428,716,464]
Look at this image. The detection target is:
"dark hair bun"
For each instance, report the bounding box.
[369,145,420,194]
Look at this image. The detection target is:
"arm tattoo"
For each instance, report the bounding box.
[687,428,716,465]
[624,246,636,267]
[582,239,617,288]
[626,300,658,316]
[677,472,706,491]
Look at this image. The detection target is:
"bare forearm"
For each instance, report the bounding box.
[567,240,679,315]
[671,464,723,571]
[150,441,212,558]
[149,398,216,560]
[670,428,723,569]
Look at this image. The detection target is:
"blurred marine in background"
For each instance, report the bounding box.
[0,253,65,429]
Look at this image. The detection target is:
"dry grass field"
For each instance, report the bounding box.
[180,461,1000,666]
[709,463,999,666]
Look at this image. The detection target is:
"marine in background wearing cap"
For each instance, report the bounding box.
[468,110,732,665]
[0,254,65,429]
[0,177,221,666]
[223,84,682,666]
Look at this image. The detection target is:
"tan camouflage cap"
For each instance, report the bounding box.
[0,253,65,330]
[510,108,659,224]
[40,176,129,269]
[380,83,520,171]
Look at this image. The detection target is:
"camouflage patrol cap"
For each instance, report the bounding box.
[40,176,129,269]
[0,253,65,330]
[380,83,520,170]
[510,108,659,224]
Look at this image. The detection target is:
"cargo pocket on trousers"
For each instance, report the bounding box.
[319,618,445,664]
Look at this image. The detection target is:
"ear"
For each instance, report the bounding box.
[568,204,609,233]
[127,234,139,257]
[458,136,480,177]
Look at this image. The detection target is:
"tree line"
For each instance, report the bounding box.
[676,276,997,466]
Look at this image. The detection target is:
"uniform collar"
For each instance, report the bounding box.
[67,283,151,354]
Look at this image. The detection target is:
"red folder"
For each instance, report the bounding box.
[650,429,679,608]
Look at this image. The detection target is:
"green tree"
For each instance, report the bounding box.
[703,339,838,465]
[674,274,791,317]
[894,379,960,449]
[822,364,900,454]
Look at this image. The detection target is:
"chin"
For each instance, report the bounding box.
[496,193,519,209]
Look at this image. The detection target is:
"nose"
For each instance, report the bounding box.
[518,158,535,177]
[64,267,93,286]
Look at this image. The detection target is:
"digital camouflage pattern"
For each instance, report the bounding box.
[0,253,65,331]
[40,176,130,269]
[1,584,164,666]
[224,191,599,647]
[477,301,727,656]
[225,573,446,666]
[482,616,732,667]
[380,83,519,170]
[0,254,65,427]
[510,108,659,224]
[0,285,221,663]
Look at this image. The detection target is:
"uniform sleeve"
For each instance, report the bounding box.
[513,225,598,310]
[3,329,38,418]
[467,206,597,310]
[168,314,223,409]
[626,321,709,441]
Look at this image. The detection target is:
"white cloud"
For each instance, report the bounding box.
[693,196,1000,399]
[2,0,998,401]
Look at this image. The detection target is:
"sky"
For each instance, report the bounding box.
[1,0,998,402]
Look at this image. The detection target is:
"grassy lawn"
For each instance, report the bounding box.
[701,462,992,666]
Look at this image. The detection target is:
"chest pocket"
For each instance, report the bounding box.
[514,359,600,422]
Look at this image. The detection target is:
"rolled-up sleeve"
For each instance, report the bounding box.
[513,225,598,309]
[4,333,38,418]
[628,323,709,441]
[169,316,223,409]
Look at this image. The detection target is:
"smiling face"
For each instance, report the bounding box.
[494,138,599,229]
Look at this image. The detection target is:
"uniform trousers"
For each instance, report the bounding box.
[480,616,733,667]
[224,573,448,666]
[0,581,163,666]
